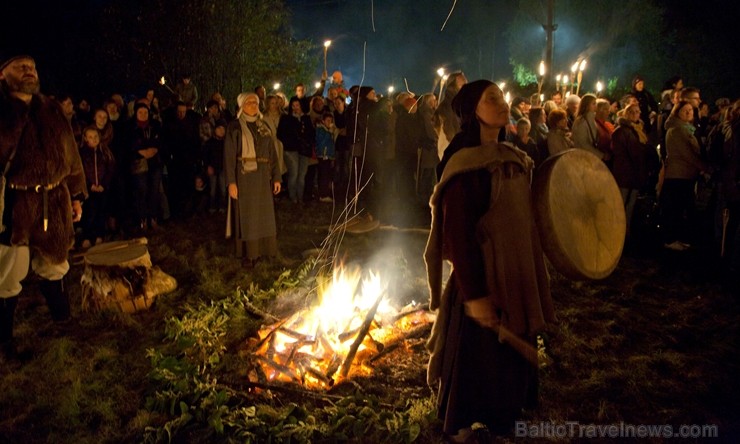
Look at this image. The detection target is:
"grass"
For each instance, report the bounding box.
[1,196,738,443]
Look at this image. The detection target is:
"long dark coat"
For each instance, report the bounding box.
[224,117,281,259]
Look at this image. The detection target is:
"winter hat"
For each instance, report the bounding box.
[133,102,149,114]
[452,79,493,128]
[0,54,34,72]
[359,86,374,99]
[0,54,36,71]
[632,75,645,90]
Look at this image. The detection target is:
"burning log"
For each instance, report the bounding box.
[254,355,301,383]
[339,290,386,378]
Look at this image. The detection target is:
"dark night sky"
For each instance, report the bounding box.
[1,0,737,101]
[286,0,519,94]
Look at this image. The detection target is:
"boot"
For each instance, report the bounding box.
[1,297,18,358]
[39,279,71,322]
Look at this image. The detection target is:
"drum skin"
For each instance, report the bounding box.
[532,149,626,280]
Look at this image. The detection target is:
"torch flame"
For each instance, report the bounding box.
[159,76,165,85]
[539,61,546,77]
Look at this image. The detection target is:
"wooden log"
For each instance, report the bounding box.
[339,290,386,378]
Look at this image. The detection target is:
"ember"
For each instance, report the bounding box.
[249,265,435,389]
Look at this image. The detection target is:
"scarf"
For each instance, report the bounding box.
[238,113,258,173]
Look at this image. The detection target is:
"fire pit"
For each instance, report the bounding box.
[247,265,435,389]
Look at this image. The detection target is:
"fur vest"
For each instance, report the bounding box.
[0,92,87,263]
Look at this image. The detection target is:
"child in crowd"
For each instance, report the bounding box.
[514,117,545,167]
[184,174,210,217]
[315,112,337,202]
[78,126,116,248]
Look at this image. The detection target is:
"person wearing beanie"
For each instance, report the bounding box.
[0,55,88,359]
[425,80,555,439]
[631,75,659,133]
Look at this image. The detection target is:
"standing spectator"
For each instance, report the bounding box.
[661,100,710,250]
[416,93,439,205]
[514,118,545,167]
[718,100,740,292]
[631,76,659,133]
[277,97,314,203]
[594,98,616,169]
[204,119,227,213]
[528,106,548,149]
[611,104,651,238]
[315,112,337,202]
[162,101,201,218]
[395,95,420,203]
[199,99,221,145]
[129,103,163,230]
[332,95,351,202]
[564,94,580,129]
[92,108,115,149]
[572,94,606,161]
[211,92,233,122]
[224,93,282,267]
[57,93,83,145]
[425,80,554,439]
[434,71,467,159]
[78,126,115,248]
[546,108,574,157]
[262,95,287,178]
[174,74,198,109]
[0,55,87,358]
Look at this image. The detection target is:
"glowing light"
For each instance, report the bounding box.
[315,82,321,89]
[159,76,165,85]
[571,62,579,73]
[596,81,603,93]
[565,91,571,98]
[498,81,506,90]
[442,74,449,82]
[562,75,569,85]
[324,40,332,48]
[436,67,445,77]
[388,86,395,94]
[555,74,562,82]
[540,94,545,102]
[273,83,281,91]
[579,59,587,72]
[505,91,511,104]
[539,61,546,77]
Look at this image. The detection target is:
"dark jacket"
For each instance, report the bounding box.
[611,117,649,189]
[277,113,315,157]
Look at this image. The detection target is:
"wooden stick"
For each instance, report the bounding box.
[369,324,432,363]
[495,324,551,367]
[339,290,386,378]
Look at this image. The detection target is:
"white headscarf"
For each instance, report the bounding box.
[236,92,260,173]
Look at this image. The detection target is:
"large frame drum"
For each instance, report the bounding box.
[533,149,626,280]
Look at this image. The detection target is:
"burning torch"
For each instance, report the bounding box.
[323,40,332,73]
[575,59,587,96]
[159,76,175,95]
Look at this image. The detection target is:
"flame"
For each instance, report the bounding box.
[250,264,433,389]
[159,76,165,85]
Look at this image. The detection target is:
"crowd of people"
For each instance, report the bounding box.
[24,66,740,280]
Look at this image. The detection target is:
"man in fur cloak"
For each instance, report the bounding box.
[0,55,87,359]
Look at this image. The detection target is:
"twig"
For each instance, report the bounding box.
[369,324,432,363]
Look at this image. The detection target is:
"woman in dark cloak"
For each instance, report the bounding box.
[425,80,556,440]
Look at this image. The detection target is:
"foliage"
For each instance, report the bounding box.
[511,60,538,87]
[97,0,315,107]
[507,0,670,97]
